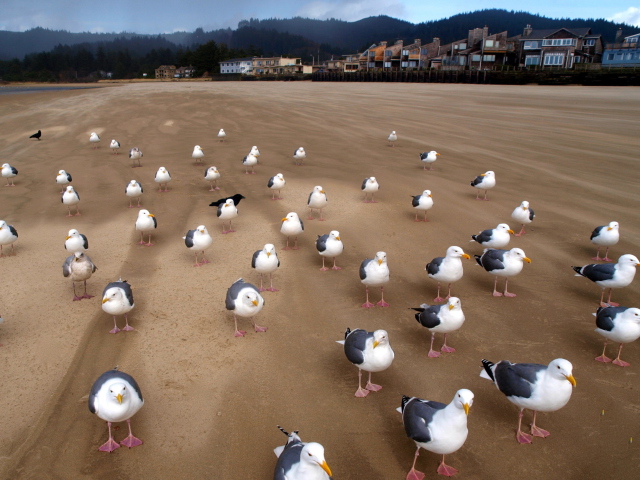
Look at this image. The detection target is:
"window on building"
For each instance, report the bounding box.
[421,48,428,55]
[542,38,576,46]
[483,55,496,62]
[472,55,481,62]
[458,43,467,49]
[459,57,466,65]
[409,61,417,67]
[368,62,375,68]
[384,62,391,68]
[369,51,375,57]
[544,53,565,65]
[385,50,392,57]
[606,53,614,61]
[525,56,541,65]
[401,61,408,67]
[584,39,595,46]
[524,41,540,49]
[485,40,494,47]
[402,50,409,55]
[626,52,634,60]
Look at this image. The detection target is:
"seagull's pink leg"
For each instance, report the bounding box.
[120,419,143,448]
[81,280,94,299]
[234,314,246,337]
[332,257,341,270]
[266,273,279,292]
[319,210,326,221]
[109,317,120,334]
[137,198,141,208]
[602,247,613,262]
[530,410,550,438]
[98,422,120,452]
[227,220,236,233]
[429,164,434,171]
[277,190,283,200]
[72,282,82,301]
[492,277,503,297]
[445,283,452,300]
[137,233,146,245]
[371,193,377,203]
[193,253,202,267]
[434,283,445,303]
[612,343,631,367]
[475,191,481,200]
[516,410,532,444]
[428,332,441,358]
[515,224,526,237]
[221,223,228,234]
[504,278,517,297]
[66,207,73,217]
[592,247,603,261]
[595,340,612,363]
[437,456,458,477]
[145,234,154,247]
[128,199,134,208]
[365,371,382,391]
[440,333,456,353]
[307,209,314,220]
[253,320,267,332]
[200,252,210,264]
[283,237,292,251]
[293,237,300,250]
[355,369,369,397]
[362,286,375,308]
[10,244,15,256]
[258,274,267,292]
[75,206,81,216]
[483,190,489,201]
[271,192,277,200]
[377,286,389,307]
[606,289,619,307]
[406,446,425,480]
[423,211,429,222]
[320,257,329,271]
[599,289,608,307]
[415,213,421,222]
[122,314,134,331]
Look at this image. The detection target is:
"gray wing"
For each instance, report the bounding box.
[242,155,248,164]
[494,361,545,399]
[470,175,484,187]
[274,441,303,480]
[138,182,143,193]
[359,258,373,280]
[8,225,18,238]
[217,204,223,217]
[62,255,74,277]
[226,280,245,310]
[578,263,616,282]
[595,306,627,332]
[299,218,304,231]
[152,216,157,229]
[184,230,195,248]
[361,178,368,190]
[267,177,275,188]
[307,192,313,205]
[66,173,72,181]
[80,234,88,250]
[528,208,535,221]
[472,229,493,244]
[590,225,605,240]
[344,328,371,365]
[426,256,444,275]
[419,152,427,160]
[414,304,443,329]
[316,234,328,253]
[411,195,420,207]
[85,254,97,272]
[403,397,447,443]
[479,249,506,272]
[89,369,143,414]
[251,250,261,268]
[204,168,209,178]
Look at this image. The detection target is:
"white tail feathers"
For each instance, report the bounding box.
[336,340,345,345]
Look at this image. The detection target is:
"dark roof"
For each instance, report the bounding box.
[521,27,592,41]
[220,57,255,63]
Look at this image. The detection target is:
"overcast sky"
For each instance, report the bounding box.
[2,1,639,33]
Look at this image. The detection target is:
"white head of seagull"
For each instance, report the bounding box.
[249,145,260,156]
[56,170,72,191]
[65,229,88,252]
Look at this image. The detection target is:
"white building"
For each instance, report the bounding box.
[219,57,255,74]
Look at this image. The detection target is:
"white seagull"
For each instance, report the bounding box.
[135,209,157,246]
[2,163,18,187]
[56,170,72,192]
[273,426,332,479]
[154,167,171,192]
[225,278,266,337]
[65,229,88,253]
[475,248,531,297]
[411,190,433,222]
[470,223,514,249]
[307,186,328,221]
[360,251,390,308]
[89,132,100,149]
[267,173,286,200]
[293,147,306,166]
[204,166,221,191]
[101,279,135,333]
[419,151,440,170]
[184,225,213,267]
[511,200,535,236]
[110,139,120,154]
[242,153,258,174]
[470,170,495,200]
[125,180,143,208]
[388,130,397,146]
[361,176,379,203]
[217,199,238,234]
[62,252,97,301]
[426,246,470,303]
[252,244,280,291]
[129,147,143,167]
[249,145,260,157]
[594,306,640,367]
[572,254,639,307]
[411,297,465,358]
[280,212,304,250]
[0,220,18,257]
[217,129,226,142]
[62,185,81,217]
[590,221,619,262]
[316,230,343,271]
[192,145,204,165]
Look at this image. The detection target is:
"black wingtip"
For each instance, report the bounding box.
[400,395,411,412]
[471,235,477,242]
[277,425,289,436]
[344,327,351,339]
[571,266,582,275]
[474,254,483,266]
[481,359,495,381]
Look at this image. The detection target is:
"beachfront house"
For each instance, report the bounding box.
[155,65,176,79]
[251,57,303,75]
[519,25,604,68]
[602,32,640,67]
[342,54,361,72]
[219,58,255,74]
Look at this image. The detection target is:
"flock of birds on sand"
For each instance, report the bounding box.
[0,126,637,480]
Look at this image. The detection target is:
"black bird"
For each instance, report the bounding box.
[209,193,245,208]
[30,130,42,140]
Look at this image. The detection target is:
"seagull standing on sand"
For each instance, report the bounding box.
[280,212,304,250]
[470,170,495,200]
[204,166,221,191]
[192,145,204,165]
[411,190,433,222]
[511,201,535,236]
[480,358,576,444]
[419,151,439,170]
[135,209,157,246]
[125,180,143,208]
[62,186,81,217]
[252,244,280,291]
[242,153,258,174]
[399,389,474,479]
[411,297,465,358]
[388,131,397,146]
[225,278,267,337]
[572,254,639,307]
[129,147,143,167]
[110,139,120,154]
[65,229,88,253]
[62,252,97,301]
[88,368,144,452]
[470,223,514,249]
[0,220,18,257]
[216,199,238,234]
[337,328,394,397]
[361,177,379,203]
[56,170,72,192]
[184,225,213,267]
[273,426,332,480]
[217,129,226,142]
[101,279,135,333]
[590,221,619,262]
[154,167,171,192]
[593,306,640,367]
[316,230,343,270]
[307,186,328,221]
[2,163,18,187]
[30,129,41,140]
[267,173,286,200]
[89,132,100,149]
[475,248,531,297]
[293,147,306,166]
[426,246,470,303]
[360,251,390,307]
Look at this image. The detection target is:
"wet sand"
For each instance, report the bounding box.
[0,81,639,479]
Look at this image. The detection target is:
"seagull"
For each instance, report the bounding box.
[361,177,379,203]
[388,130,397,146]
[572,254,639,307]
[135,209,157,246]
[590,221,619,262]
[281,212,304,250]
[184,225,213,267]
[217,129,226,142]
[411,297,465,358]
[316,230,343,271]
[268,173,286,200]
[101,279,135,333]
[399,390,474,479]
[225,278,266,337]
[192,145,204,165]
[470,170,495,200]
[307,186,328,221]
[419,151,439,170]
[89,132,100,149]
[470,223,514,249]
[62,252,97,301]
[252,244,280,291]
[30,129,41,140]
[511,201,535,236]
[411,190,433,222]
[204,166,221,191]
[249,145,260,157]
[129,147,143,167]
[293,147,306,166]
[62,186,81,216]
[216,199,238,234]
[88,368,144,452]
[0,220,18,257]
[154,167,171,192]
[209,193,245,208]
[360,251,390,307]
[56,170,72,193]
[480,358,576,444]
[337,328,394,397]
[125,180,143,208]
[2,163,18,187]
[273,426,332,479]
[242,153,258,174]
[475,248,531,297]
[594,306,640,367]
[110,139,120,154]
[65,229,88,253]
[426,246,470,303]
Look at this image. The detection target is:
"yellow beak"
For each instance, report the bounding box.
[449,304,455,310]
[463,403,470,415]
[428,194,432,197]
[148,214,155,217]
[102,298,109,304]
[335,237,340,241]
[320,461,332,477]
[266,252,271,257]
[117,394,123,404]
[607,227,612,231]
[524,257,532,263]
[436,153,440,156]
[320,190,325,194]
[65,235,71,240]
[522,206,526,210]
[566,375,577,387]
[462,253,470,259]
[282,218,288,222]
[200,229,205,233]
[480,174,486,177]
[507,229,515,234]
[373,340,379,348]
[378,259,383,265]
[252,300,258,306]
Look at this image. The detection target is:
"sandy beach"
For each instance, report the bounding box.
[0,81,639,479]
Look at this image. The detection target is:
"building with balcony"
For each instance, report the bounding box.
[519,25,603,68]
[251,57,303,75]
[219,58,255,74]
[155,65,176,79]
[603,32,640,67]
